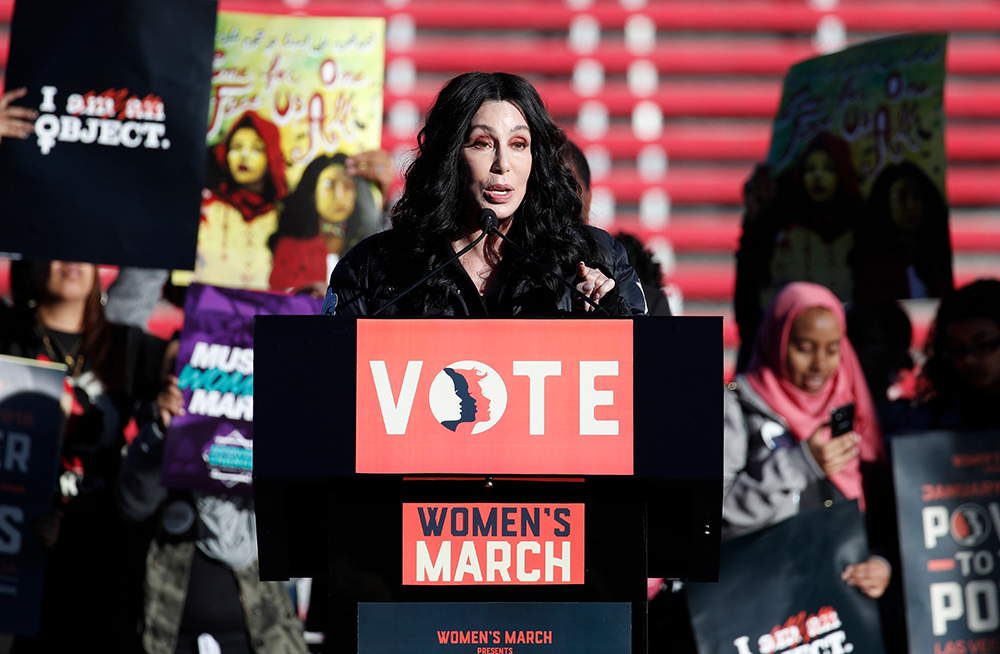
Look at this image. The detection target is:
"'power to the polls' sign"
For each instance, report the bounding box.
[356,320,633,475]
[402,503,584,585]
[893,432,1000,653]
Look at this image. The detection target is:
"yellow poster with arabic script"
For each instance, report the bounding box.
[176,12,386,292]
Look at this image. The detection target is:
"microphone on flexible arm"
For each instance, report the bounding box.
[368,208,497,316]
[479,208,611,316]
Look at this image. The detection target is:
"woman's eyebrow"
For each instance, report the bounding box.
[468,123,529,135]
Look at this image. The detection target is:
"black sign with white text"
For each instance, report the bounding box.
[893,431,1000,654]
[0,0,216,269]
[0,355,65,636]
[686,501,885,654]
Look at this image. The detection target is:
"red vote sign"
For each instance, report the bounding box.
[355,319,634,475]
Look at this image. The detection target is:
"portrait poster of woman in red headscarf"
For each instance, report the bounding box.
[175,12,386,291]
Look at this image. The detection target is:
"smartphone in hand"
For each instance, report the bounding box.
[830,403,855,437]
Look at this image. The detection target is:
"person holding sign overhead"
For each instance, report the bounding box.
[326,72,646,317]
[1,260,169,652]
[735,134,862,371]
[722,282,892,599]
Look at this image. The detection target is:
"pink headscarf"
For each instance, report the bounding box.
[745,282,884,508]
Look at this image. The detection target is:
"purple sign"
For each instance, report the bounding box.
[161,283,320,495]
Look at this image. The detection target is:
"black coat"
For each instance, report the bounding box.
[327,225,648,317]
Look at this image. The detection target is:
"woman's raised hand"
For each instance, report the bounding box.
[576,261,615,312]
[806,425,860,477]
[0,87,37,144]
[155,375,186,431]
[346,149,394,203]
[841,557,891,598]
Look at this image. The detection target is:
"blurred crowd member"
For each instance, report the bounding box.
[614,232,672,316]
[1,260,169,652]
[560,140,592,220]
[906,278,1000,430]
[117,380,307,654]
[735,134,861,370]
[105,267,171,330]
[722,282,891,597]
[846,301,915,435]
[853,162,953,302]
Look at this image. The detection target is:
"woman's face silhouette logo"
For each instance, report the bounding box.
[429,360,508,434]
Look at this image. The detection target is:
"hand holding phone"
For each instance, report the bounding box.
[830,403,855,437]
[807,404,859,476]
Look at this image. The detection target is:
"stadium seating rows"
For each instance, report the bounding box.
[1,0,998,376]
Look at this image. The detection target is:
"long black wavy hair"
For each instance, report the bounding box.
[919,279,1000,407]
[269,153,378,253]
[387,72,604,312]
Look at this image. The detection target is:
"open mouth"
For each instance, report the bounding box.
[802,376,826,392]
[484,185,514,203]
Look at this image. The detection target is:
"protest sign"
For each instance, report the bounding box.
[358,603,631,653]
[687,501,885,654]
[355,319,634,475]
[757,33,951,304]
[177,11,386,291]
[892,431,1000,654]
[402,503,585,585]
[0,355,66,636]
[160,284,319,495]
[0,0,216,269]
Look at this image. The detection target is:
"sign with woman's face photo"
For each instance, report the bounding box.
[174,12,386,293]
[763,33,952,303]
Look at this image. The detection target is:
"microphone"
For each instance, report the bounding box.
[480,210,611,316]
[369,208,496,316]
[478,207,498,233]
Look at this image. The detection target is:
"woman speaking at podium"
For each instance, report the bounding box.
[326,72,647,317]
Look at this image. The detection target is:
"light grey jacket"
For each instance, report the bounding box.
[722,374,832,540]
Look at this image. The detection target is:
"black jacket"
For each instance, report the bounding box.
[327,225,648,317]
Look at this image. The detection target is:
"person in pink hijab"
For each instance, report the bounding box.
[722,281,891,599]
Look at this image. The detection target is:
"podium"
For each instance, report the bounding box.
[254,316,722,652]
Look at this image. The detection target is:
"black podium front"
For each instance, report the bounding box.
[254,316,722,652]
